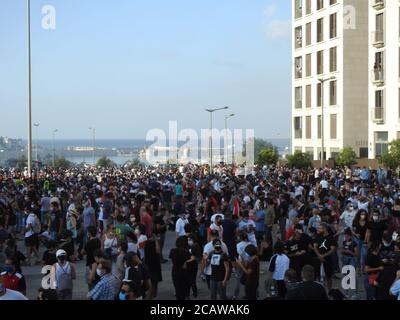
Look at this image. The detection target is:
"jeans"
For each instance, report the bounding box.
[159,232,166,259]
[354,238,368,270]
[364,275,376,300]
[210,280,227,300]
[342,255,357,268]
[16,211,24,233]
[264,226,273,244]
[278,217,286,241]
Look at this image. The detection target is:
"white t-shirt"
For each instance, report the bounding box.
[236,241,251,260]
[320,180,329,189]
[0,289,28,300]
[25,213,36,238]
[175,218,188,236]
[271,254,290,281]
[203,241,229,275]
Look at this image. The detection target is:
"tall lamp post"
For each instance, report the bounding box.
[89,127,96,165]
[205,106,229,173]
[27,0,33,176]
[34,123,39,166]
[318,76,336,168]
[52,129,58,167]
[224,113,235,164]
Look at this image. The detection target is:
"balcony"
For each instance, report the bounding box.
[371,107,385,124]
[371,30,385,48]
[371,68,385,86]
[372,0,385,10]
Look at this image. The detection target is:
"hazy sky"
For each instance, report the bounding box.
[0,0,291,140]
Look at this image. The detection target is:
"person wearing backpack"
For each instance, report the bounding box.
[51,249,76,300]
[24,206,41,266]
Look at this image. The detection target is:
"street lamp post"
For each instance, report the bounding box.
[318,76,336,168]
[34,123,39,166]
[205,107,229,174]
[224,113,235,164]
[89,127,96,165]
[52,129,58,167]
[27,0,33,176]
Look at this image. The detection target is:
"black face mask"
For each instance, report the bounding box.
[58,256,67,262]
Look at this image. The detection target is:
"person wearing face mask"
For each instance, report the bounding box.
[208,215,224,242]
[207,239,230,300]
[51,249,76,300]
[364,242,384,300]
[153,208,168,263]
[88,250,103,290]
[134,224,148,260]
[186,233,202,298]
[366,210,388,245]
[0,276,27,300]
[118,280,141,300]
[0,258,26,295]
[87,258,120,300]
[352,210,369,273]
[140,206,153,238]
[175,211,189,239]
[101,224,119,262]
[340,203,357,230]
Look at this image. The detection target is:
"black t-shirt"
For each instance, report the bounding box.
[314,234,336,256]
[221,219,237,244]
[365,252,382,274]
[353,223,367,241]
[367,221,387,243]
[153,215,167,235]
[85,238,101,266]
[169,248,191,276]
[285,281,329,300]
[208,251,229,282]
[42,250,57,266]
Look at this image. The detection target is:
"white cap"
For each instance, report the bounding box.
[56,249,67,258]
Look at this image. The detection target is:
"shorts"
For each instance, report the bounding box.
[25,233,39,247]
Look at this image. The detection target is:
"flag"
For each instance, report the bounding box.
[233,197,240,218]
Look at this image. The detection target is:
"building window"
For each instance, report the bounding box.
[317,0,324,10]
[329,80,337,105]
[306,53,312,77]
[329,47,337,72]
[330,0,337,5]
[329,13,337,39]
[317,50,324,75]
[330,114,337,139]
[295,0,303,19]
[295,26,302,49]
[306,22,312,46]
[306,116,312,139]
[295,56,303,79]
[375,131,388,157]
[306,85,312,108]
[294,117,303,139]
[295,87,302,109]
[306,0,312,15]
[317,18,324,43]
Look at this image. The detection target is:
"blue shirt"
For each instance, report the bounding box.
[89,274,119,300]
[255,210,265,232]
[360,169,370,181]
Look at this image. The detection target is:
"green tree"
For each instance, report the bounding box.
[257,148,279,166]
[96,156,117,168]
[378,140,400,169]
[287,151,312,169]
[53,157,74,169]
[243,138,278,160]
[335,147,357,167]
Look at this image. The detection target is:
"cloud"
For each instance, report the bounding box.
[265,20,291,40]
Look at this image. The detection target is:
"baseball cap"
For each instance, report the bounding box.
[56,249,67,258]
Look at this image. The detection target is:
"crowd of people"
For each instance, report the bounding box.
[1,163,400,301]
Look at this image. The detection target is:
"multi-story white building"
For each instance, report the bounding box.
[368,0,400,159]
[292,0,369,161]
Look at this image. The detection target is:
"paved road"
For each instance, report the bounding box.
[21,231,365,300]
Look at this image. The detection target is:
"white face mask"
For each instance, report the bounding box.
[372,216,379,222]
[188,240,194,247]
[96,268,103,277]
[134,229,140,236]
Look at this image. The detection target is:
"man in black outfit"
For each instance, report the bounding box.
[285,265,328,300]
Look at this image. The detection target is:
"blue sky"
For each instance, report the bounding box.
[0,0,291,140]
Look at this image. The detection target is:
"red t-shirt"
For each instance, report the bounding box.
[140,213,153,238]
